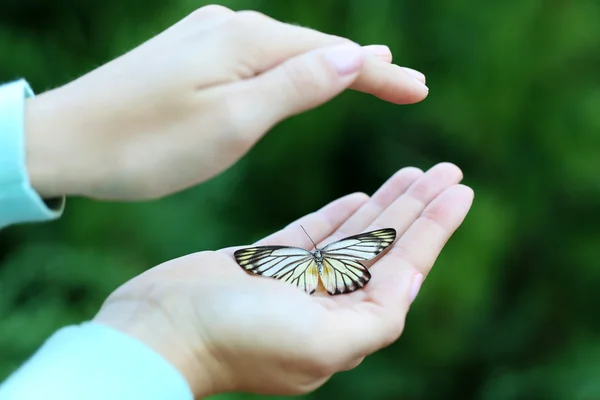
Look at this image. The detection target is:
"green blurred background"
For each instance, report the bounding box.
[2,0,600,398]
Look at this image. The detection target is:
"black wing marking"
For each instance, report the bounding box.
[320,228,396,295]
[234,246,319,294]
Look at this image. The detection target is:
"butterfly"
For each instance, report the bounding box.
[234,227,397,295]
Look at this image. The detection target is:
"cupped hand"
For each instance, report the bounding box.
[93,162,473,398]
[25,5,427,201]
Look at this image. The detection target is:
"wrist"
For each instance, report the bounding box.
[25,90,74,198]
[93,296,224,399]
[25,85,108,199]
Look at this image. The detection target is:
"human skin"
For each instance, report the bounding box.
[23,5,427,201]
[18,4,470,398]
[94,162,473,398]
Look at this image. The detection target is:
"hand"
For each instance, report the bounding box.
[24,5,428,201]
[93,162,473,398]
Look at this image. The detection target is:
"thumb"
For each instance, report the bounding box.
[229,42,365,134]
[328,268,421,362]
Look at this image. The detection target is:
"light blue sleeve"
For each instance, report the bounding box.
[0,79,65,229]
[0,322,194,400]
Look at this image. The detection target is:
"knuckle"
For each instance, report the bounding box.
[420,210,452,237]
[281,57,333,99]
[187,5,233,21]
[186,8,208,22]
[199,4,233,14]
[407,179,432,203]
[216,12,275,73]
[234,10,271,24]
[387,244,415,265]
[186,8,204,21]
[228,10,273,36]
[420,210,441,224]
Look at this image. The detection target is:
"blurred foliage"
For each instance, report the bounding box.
[1,0,600,398]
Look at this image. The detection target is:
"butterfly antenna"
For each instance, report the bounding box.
[300,225,317,249]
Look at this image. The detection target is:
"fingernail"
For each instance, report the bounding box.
[410,273,423,304]
[412,77,429,93]
[323,43,364,76]
[362,45,392,60]
[402,67,426,83]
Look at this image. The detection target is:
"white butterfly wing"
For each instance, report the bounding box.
[320,228,396,295]
[234,246,320,294]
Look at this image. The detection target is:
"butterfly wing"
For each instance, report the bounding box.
[234,246,320,294]
[320,228,397,295]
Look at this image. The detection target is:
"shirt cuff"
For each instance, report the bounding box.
[0,79,65,229]
[0,322,193,400]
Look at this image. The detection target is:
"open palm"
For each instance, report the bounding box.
[95,162,473,398]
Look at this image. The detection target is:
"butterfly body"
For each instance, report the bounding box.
[313,249,324,274]
[234,228,397,295]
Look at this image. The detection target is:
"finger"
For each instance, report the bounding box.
[319,182,473,360]
[332,166,424,239]
[362,45,393,63]
[367,162,464,236]
[400,67,426,84]
[338,185,474,354]
[210,42,366,143]
[190,11,352,84]
[252,42,365,118]
[257,192,369,247]
[321,162,463,248]
[218,192,369,256]
[374,184,474,279]
[350,59,429,104]
[220,14,429,102]
[193,11,427,104]
[322,267,418,360]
